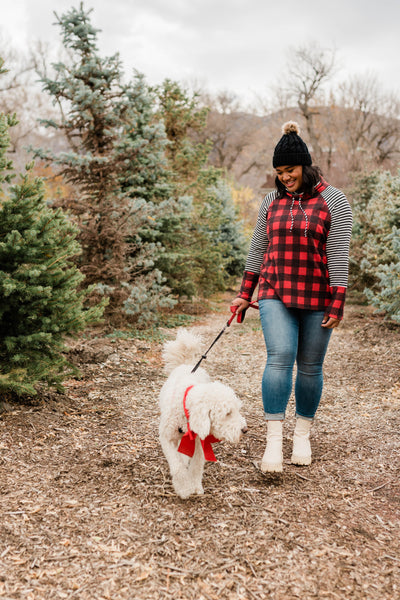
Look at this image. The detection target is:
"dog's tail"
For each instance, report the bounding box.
[162,328,203,374]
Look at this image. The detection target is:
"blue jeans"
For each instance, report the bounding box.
[258,299,332,420]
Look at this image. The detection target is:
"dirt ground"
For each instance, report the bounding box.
[0,300,399,600]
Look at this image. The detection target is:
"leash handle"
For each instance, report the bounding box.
[229,301,259,324]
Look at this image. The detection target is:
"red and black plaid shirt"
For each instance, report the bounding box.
[238,181,353,320]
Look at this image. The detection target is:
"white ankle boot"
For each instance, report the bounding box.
[291,417,312,465]
[261,420,283,473]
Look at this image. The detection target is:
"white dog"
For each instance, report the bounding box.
[159,328,247,499]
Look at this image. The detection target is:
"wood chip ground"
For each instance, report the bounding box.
[0,303,399,599]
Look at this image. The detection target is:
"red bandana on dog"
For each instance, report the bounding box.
[177,385,220,462]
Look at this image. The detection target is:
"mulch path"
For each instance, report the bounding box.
[0,302,399,599]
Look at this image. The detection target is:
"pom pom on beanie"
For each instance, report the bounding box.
[273,121,312,168]
[282,121,300,135]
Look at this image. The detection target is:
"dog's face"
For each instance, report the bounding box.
[209,390,247,444]
[188,382,247,444]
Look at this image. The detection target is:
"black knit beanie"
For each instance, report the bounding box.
[273,121,312,168]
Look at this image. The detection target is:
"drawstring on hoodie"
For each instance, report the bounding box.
[289,193,309,237]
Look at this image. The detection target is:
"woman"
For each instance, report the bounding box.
[232,121,352,473]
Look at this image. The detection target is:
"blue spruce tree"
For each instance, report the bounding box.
[34,4,184,325]
[351,170,400,323]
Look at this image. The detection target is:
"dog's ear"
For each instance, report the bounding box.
[188,391,211,439]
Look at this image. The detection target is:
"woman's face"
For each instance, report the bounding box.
[275,165,303,193]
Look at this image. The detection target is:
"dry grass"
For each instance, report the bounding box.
[0,304,399,599]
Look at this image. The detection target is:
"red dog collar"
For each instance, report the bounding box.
[177,385,220,462]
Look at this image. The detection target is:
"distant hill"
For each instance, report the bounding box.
[203,109,282,196]
[202,105,400,196]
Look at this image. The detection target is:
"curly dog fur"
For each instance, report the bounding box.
[159,329,247,499]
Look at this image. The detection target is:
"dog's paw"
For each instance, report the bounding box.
[172,472,194,499]
[177,488,193,499]
[194,485,204,495]
[174,484,194,499]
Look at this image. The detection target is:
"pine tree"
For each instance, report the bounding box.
[0,86,103,396]
[350,169,400,322]
[34,5,190,326]
[365,227,400,323]
[119,73,173,205]
[158,79,210,194]
[208,178,248,279]
[116,73,190,323]
[33,4,141,318]
[156,80,246,297]
[348,171,380,295]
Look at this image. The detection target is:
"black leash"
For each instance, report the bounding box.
[191,302,259,373]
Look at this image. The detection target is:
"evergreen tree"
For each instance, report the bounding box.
[348,171,380,295]
[33,4,132,316]
[34,5,190,326]
[117,73,190,323]
[156,80,246,297]
[120,73,173,205]
[0,85,103,396]
[365,227,400,323]
[34,6,245,322]
[350,169,400,322]
[158,79,210,194]
[208,177,248,279]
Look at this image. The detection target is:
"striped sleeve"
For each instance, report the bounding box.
[322,186,353,287]
[322,186,353,320]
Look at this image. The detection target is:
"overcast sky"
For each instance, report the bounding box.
[2,0,400,105]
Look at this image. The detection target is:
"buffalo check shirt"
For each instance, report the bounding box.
[238,180,353,320]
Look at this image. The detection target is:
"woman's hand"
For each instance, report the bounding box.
[321,316,340,329]
[231,297,250,314]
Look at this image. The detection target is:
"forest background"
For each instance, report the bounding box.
[0,3,399,396]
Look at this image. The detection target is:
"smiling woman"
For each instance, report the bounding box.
[275,165,303,193]
[232,120,353,474]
